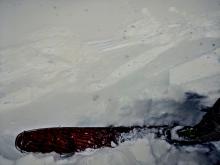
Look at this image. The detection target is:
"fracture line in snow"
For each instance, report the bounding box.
[170,50,220,85]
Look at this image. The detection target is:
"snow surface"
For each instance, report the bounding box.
[0,0,220,164]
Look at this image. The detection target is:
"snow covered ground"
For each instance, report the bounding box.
[0,0,220,164]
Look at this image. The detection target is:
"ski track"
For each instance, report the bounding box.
[0,0,220,164]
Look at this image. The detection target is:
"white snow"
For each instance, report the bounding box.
[0,0,220,164]
[170,50,220,85]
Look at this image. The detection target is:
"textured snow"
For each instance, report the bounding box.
[170,50,220,85]
[0,0,220,164]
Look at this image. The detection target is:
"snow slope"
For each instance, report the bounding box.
[0,0,220,164]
